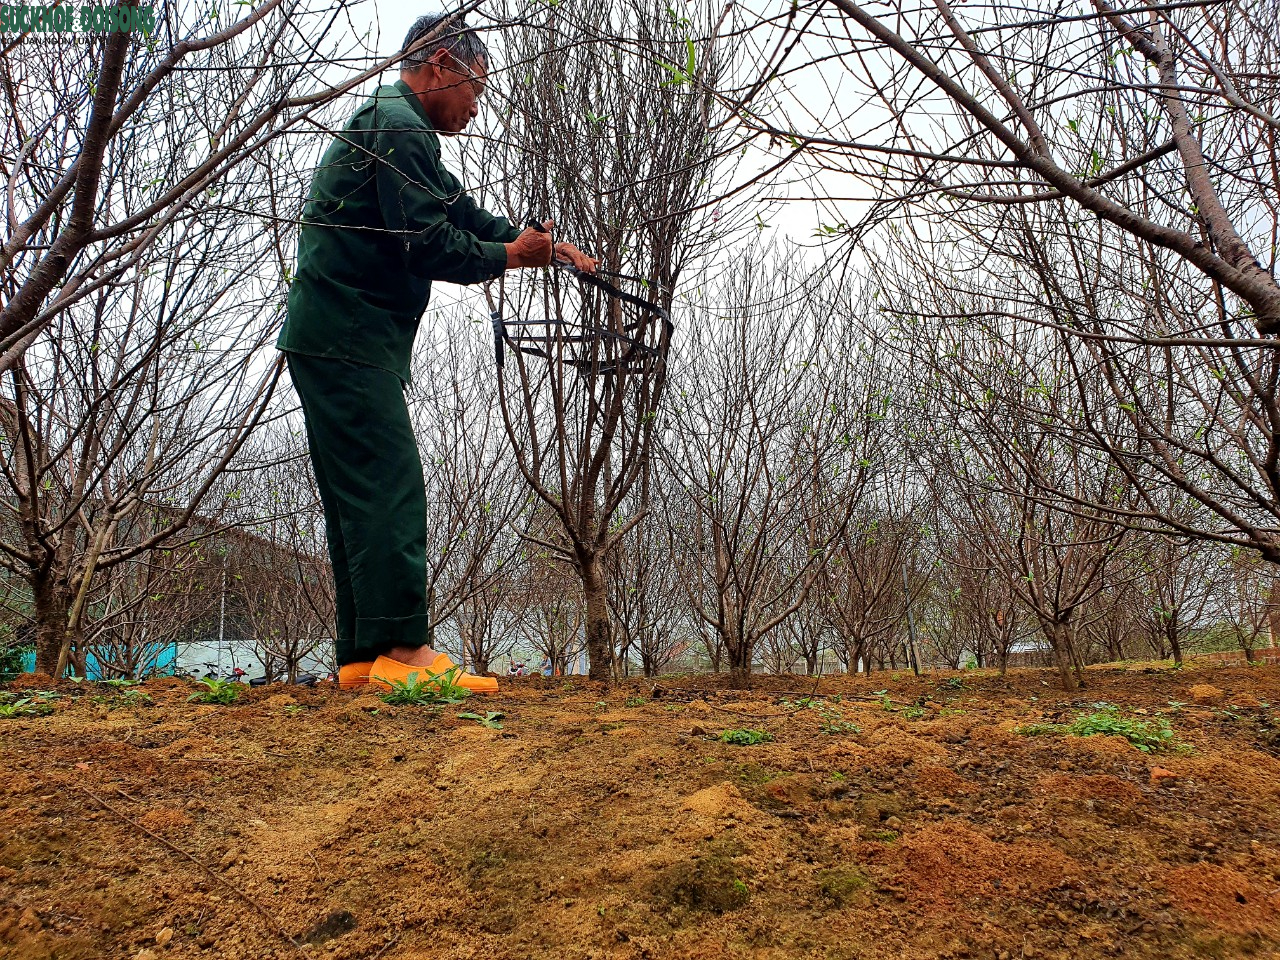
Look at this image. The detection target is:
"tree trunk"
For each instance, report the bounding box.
[71,642,88,679]
[845,636,865,676]
[1069,637,1086,688]
[1044,621,1079,692]
[616,630,632,677]
[461,624,490,675]
[1103,628,1124,662]
[580,554,614,681]
[1267,578,1280,649]
[1165,610,1183,667]
[724,626,753,689]
[33,576,72,677]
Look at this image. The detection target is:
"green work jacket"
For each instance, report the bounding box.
[278,79,520,382]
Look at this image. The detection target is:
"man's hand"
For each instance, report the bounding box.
[505,220,554,269]
[554,241,599,274]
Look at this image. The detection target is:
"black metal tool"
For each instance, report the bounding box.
[490,217,672,376]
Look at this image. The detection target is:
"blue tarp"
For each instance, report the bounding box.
[16,645,179,680]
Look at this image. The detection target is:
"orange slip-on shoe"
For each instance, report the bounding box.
[368,653,499,695]
[337,662,374,689]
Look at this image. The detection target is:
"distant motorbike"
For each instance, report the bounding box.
[248,672,319,688]
[197,663,247,682]
[180,662,319,686]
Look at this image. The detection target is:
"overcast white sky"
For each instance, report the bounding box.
[310,0,866,250]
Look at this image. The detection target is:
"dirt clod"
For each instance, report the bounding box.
[816,866,868,905]
[302,909,357,944]
[653,855,751,914]
[1189,684,1224,705]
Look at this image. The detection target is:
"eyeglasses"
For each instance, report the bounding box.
[442,51,486,101]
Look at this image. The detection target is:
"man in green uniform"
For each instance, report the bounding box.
[278,14,596,692]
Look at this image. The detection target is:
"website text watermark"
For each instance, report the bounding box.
[1,4,156,34]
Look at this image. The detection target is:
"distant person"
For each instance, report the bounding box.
[540,657,553,678]
[276,13,597,694]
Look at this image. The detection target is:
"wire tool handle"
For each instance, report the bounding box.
[490,215,673,376]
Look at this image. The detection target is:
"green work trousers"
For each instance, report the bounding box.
[285,352,429,665]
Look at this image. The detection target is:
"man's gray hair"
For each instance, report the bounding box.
[401,13,489,70]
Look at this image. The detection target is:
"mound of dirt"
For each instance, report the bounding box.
[890,820,1082,908]
[1037,774,1144,805]
[680,782,760,821]
[3,663,1280,959]
[1163,863,1280,935]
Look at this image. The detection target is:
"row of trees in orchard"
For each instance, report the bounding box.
[2,0,1277,688]
[12,256,1276,685]
[418,267,1280,686]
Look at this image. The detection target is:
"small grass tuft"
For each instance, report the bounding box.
[1014,721,1065,736]
[719,728,773,746]
[734,762,778,784]
[187,677,241,705]
[457,710,505,729]
[0,695,55,719]
[780,696,820,709]
[91,688,153,709]
[816,867,868,905]
[877,690,929,720]
[1016,705,1183,753]
[817,704,860,735]
[379,667,472,706]
[1067,706,1179,752]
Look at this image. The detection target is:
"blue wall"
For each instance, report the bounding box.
[16,644,178,680]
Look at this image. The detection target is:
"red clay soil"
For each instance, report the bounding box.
[3,662,1280,960]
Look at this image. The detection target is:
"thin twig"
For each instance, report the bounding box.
[163,756,258,764]
[72,784,303,952]
[706,702,791,720]
[657,685,912,707]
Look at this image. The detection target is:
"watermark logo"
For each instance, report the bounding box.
[0,4,156,34]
